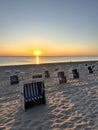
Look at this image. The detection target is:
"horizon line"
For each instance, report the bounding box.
[0,55,98,57]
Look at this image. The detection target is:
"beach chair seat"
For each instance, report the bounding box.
[10,75,19,84]
[24,84,35,101]
[20,78,46,111]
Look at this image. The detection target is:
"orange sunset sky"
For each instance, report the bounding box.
[0,0,98,56]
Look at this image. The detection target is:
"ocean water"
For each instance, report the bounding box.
[0,56,98,66]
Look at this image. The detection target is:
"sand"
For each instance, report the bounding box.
[0,61,98,130]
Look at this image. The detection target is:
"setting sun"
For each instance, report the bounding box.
[33,50,42,56]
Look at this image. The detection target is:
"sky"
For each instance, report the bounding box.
[0,0,98,56]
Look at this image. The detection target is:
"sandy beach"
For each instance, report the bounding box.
[0,61,98,130]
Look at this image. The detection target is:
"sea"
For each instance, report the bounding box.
[0,56,98,66]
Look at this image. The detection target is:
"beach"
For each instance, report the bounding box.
[0,61,98,130]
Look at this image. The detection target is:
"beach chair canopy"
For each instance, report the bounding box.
[32,72,44,79]
[88,66,92,70]
[58,71,64,78]
[72,69,78,74]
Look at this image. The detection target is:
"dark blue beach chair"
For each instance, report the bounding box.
[72,69,79,79]
[88,66,93,74]
[10,75,19,84]
[21,79,46,111]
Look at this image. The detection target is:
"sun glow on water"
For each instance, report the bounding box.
[33,50,41,64]
[35,56,39,64]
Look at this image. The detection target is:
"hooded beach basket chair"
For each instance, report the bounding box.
[58,71,67,83]
[20,78,46,111]
[42,67,50,78]
[53,69,67,84]
[44,70,50,78]
[69,68,79,79]
[10,75,19,85]
[88,66,93,74]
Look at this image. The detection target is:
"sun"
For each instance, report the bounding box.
[33,49,42,56]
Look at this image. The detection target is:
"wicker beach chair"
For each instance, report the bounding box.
[42,67,50,78]
[20,78,46,111]
[69,68,79,79]
[10,75,19,84]
[53,69,67,84]
[58,71,67,83]
[44,70,50,78]
[88,66,93,74]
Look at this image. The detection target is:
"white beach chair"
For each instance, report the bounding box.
[42,67,50,78]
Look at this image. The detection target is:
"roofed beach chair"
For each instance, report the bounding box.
[53,68,67,84]
[88,66,93,74]
[42,67,50,78]
[44,70,50,78]
[10,75,19,84]
[69,68,79,79]
[58,71,67,84]
[20,78,46,111]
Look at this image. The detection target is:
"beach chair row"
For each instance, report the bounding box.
[9,64,96,86]
[20,79,46,111]
[9,68,79,85]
